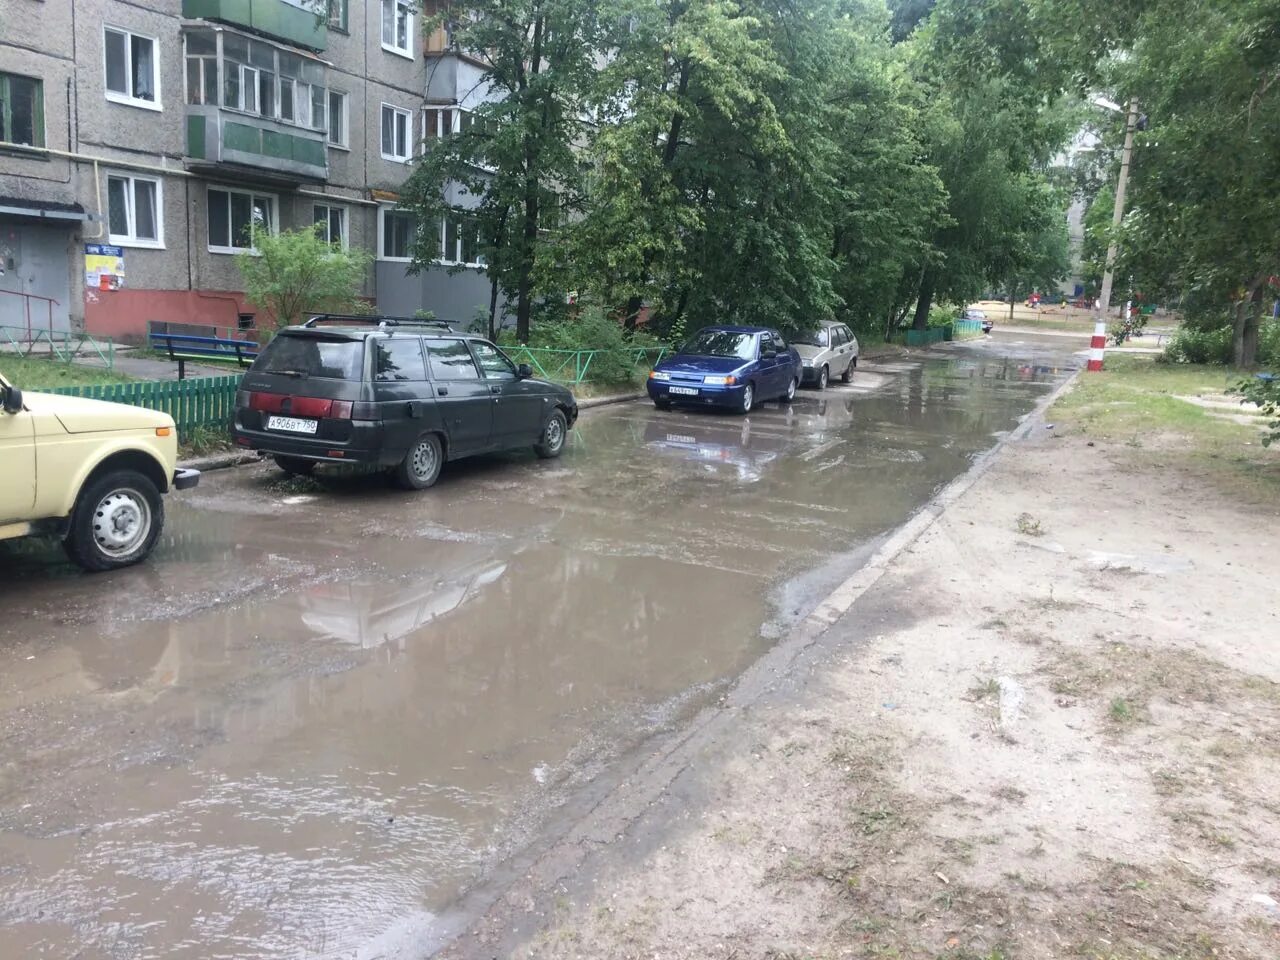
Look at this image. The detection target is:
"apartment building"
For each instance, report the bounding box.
[0,0,490,339]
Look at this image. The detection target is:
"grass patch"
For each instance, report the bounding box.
[0,354,133,388]
[1015,513,1044,537]
[179,425,232,459]
[1052,354,1280,500]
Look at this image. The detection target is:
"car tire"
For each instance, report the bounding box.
[737,383,755,415]
[391,433,443,490]
[817,365,829,390]
[841,359,855,384]
[653,398,671,411]
[63,469,164,572]
[781,377,797,403]
[534,409,568,459]
[273,454,315,476]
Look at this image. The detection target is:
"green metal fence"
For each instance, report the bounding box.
[500,345,668,385]
[950,319,984,339]
[2,326,116,370]
[46,375,241,434]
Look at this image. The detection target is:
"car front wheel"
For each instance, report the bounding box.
[64,470,164,571]
[817,365,829,390]
[391,433,443,490]
[535,409,568,459]
[738,383,754,415]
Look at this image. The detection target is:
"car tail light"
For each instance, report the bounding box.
[330,400,353,419]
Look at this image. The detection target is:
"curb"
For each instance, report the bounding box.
[178,450,257,472]
[577,392,643,410]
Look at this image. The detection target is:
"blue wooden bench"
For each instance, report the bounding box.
[149,332,259,380]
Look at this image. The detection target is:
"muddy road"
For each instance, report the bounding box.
[0,337,1073,959]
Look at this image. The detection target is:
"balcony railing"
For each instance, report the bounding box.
[182,0,327,52]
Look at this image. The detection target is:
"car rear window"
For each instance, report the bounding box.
[257,334,365,380]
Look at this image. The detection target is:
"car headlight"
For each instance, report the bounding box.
[801,358,813,367]
[702,375,737,386]
[649,371,671,381]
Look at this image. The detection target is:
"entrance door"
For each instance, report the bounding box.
[0,223,72,334]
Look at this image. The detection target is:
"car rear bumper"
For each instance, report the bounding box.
[172,468,200,490]
[231,416,394,466]
[647,380,746,407]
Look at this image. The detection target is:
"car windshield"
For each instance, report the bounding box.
[793,329,829,347]
[679,329,757,360]
[257,334,364,380]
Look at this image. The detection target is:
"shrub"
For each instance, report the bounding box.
[1258,319,1280,367]
[1164,326,1232,365]
[500,307,665,385]
[927,303,960,328]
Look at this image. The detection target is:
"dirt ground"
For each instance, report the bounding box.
[445,376,1280,960]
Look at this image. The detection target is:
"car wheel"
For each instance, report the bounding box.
[841,359,855,384]
[817,365,829,390]
[781,376,797,403]
[391,433,443,490]
[273,455,315,476]
[738,383,754,415]
[653,398,671,411]
[63,469,164,572]
[535,409,568,459]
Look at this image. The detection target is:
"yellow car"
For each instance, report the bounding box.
[0,372,199,571]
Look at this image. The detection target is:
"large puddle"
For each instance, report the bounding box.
[0,339,1072,958]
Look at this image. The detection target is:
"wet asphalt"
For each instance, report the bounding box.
[0,335,1075,959]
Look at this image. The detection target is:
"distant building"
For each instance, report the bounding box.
[0,0,491,339]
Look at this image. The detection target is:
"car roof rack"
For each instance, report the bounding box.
[302,314,456,332]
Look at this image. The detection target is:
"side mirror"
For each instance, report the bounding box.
[761,349,777,360]
[516,363,533,380]
[2,385,22,415]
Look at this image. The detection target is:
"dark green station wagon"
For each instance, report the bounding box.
[231,316,578,489]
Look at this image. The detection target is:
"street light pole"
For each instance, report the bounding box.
[1090,97,1140,372]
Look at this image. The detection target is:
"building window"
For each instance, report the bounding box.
[107,174,163,247]
[207,187,276,253]
[185,31,219,106]
[213,31,327,131]
[104,27,159,108]
[0,72,44,148]
[313,203,347,249]
[379,207,417,261]
[381,0,414,58]
[380,104,411,162]
[327,90,348,147]
[328,0,349,31]
[438,212,485,267]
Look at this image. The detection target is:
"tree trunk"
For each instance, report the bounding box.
[514,14,546,345]
[1232,279,1264,368]
[912,271,935,331]
[1008,282,1016,322]
[623,294,644,332]
[487,274,500,342]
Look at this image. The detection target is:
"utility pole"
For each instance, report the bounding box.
[1090,98,1140,372]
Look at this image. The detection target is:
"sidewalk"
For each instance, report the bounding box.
[442,376,1280,959]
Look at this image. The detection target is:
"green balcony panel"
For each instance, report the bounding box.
[182,0,327,51]
[186,116,208,160]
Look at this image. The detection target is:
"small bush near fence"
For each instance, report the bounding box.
[499,309,667,384]
[47,376,241,435]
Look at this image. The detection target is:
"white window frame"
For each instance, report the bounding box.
[380,103,412,163]
[240,64,260,113]
[381,0,415,59]
[327,89,349,149]
[436,211,485,268]
[105,172,164,249]
[104,26,161,111]
[377,205,416,262]
[206,186,278,255]
[313,202,349,250]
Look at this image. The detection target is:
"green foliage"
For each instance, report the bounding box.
[1235,374,1280,447]
[1164,327,1233,366]
[927,303,960,327]
[237,226,371,330]
[499,307,664,384]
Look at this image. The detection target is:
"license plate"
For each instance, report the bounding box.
[669,386,699,396]
[267,415,318,434]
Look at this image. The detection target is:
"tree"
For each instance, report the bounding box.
[237,226,372,330]
[399,0,603,343]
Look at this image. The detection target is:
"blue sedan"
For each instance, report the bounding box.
[647,326,803,415]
